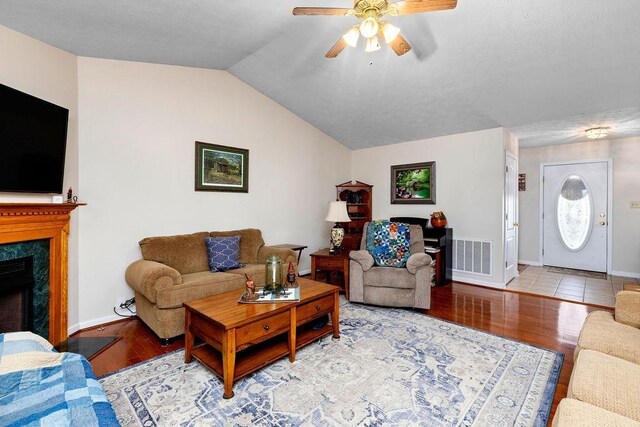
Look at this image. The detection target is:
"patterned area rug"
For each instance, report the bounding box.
[100,301,563,426]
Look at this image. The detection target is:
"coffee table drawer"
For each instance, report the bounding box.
[236,311,290,346]
[297,295,334,324]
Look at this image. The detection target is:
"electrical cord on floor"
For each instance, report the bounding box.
[113,297,137,318]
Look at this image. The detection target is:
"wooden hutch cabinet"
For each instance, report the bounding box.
[336,181,373,252]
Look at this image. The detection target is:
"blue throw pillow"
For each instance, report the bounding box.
[205,236,244,272]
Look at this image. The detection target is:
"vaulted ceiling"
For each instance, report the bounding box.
[1,0,639,149]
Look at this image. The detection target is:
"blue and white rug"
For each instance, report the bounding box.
[100,300,563,426]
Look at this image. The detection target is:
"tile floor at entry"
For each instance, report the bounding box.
[507,265,640,307]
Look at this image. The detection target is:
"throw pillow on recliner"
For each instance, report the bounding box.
[205,236,244,272]
[366,221,411,268]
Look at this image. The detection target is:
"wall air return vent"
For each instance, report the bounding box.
[452,239,492,276]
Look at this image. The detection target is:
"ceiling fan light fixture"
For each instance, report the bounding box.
[585,127,610,139]
[365,35,381,52]
[360,17,379,38]
[381,21,401,43]
[342,26,360,47]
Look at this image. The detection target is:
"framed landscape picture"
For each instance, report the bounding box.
[390,161,436,204]
[195,141,249,192]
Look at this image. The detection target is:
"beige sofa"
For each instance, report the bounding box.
[349,223,433,310]
[125,228,297,343]
[553,290,640,426]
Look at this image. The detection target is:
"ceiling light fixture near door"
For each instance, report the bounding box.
[292,0,458,58]
[585,127,610,139]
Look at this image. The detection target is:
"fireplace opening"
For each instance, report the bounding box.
[0,256,34,333]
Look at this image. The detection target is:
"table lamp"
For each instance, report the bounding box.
[325,201,351,254]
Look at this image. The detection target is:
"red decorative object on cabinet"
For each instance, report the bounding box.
[430,211,447,228]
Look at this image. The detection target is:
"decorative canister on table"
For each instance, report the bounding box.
[265,255,284,294]
[430,211,447,228]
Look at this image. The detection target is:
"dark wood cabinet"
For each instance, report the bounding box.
[390,217,452,286]
[336,181,373,252]
[423,227,453,286]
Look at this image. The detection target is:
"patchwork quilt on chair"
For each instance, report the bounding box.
[0,332,119,426]
[366,220,411,268]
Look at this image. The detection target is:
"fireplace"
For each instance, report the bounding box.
[0,202,83,344]
[0,256,34,333]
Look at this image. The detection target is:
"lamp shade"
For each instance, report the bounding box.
[325,201,351,222]
[359,17,379,38]
[381,21,401,43]
[343,26,360,48]
[365,35,381,52]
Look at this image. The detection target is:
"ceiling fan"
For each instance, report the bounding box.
[292,0,457,58]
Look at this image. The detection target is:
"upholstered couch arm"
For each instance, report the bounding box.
[125,260,183,304]
[406,253,432,274]
[349,250,375,271]
[615,291,640,328]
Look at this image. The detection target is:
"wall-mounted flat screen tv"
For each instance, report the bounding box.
[0,83,69,194]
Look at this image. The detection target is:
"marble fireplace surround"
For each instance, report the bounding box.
[0,203,82,345]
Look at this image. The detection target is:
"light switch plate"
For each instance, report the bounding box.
[630,201,640,209]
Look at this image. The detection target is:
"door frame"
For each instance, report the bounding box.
[504,151,518,283]
[538,158,613,273]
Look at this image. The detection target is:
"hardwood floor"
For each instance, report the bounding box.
[77,278,602,424]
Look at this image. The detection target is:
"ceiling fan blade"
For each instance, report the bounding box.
[326,37,348,58]
[292,7,352,16]
[388,34,412,56]
[389,0,457,16]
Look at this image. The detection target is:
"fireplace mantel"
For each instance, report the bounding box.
[0,202,84,344]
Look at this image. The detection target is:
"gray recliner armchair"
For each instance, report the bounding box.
[349,222,433,309]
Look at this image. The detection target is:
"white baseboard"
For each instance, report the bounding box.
[298,269,311,276]
[610,270,640,279]
[68,313,132,335]
[518,260,543,266]
[452,273,506,289]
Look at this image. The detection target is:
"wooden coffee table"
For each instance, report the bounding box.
[183,278,340,399]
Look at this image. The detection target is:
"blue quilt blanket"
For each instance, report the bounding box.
[0,333,119,426]
[366,220,412,268]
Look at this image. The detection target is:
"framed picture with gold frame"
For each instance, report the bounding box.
[390,161,435,204]
[195,141,249,192]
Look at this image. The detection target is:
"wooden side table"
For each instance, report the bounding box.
[310,248,350,299]
[273,244,308,265]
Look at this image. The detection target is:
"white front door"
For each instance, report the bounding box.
[542,161,608,272]
[505,153,518,283]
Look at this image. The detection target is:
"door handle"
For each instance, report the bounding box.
[513,222,519,227]
[598,221,606,226]
[600,213,606,218]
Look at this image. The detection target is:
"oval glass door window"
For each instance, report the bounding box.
[556,175,592,251]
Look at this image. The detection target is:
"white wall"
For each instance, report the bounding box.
[76,58,350,328]
[0,25,81,329]
[351,128,508,288]
[519,137,640,277]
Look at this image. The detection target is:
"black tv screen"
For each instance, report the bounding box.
[0,83,69,194]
